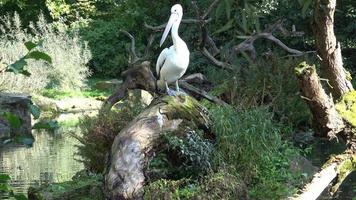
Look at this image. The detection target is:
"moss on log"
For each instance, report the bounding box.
[104,95,211,200]
[295,62,344,138]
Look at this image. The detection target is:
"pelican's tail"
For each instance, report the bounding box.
[157,79,165,91]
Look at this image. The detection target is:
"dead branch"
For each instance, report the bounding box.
[120,30,155,66]
[144,18,212,31]
[234,21,305,60]
[202,47,233,70]
[202,0,221,19]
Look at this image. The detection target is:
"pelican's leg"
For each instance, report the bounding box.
[175,80,180,92]
[165,79,175,96]
[175,80,186,95]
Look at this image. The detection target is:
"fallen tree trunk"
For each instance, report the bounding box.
[104,95,211,199]
[291,153,356,200]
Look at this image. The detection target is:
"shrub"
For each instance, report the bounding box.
[210,105,302,199]
[147,130,214,180]
[76,102,144,173]
[0,12,91,93]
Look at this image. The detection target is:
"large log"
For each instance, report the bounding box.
[104,95,211,200]
[295,62,344,138]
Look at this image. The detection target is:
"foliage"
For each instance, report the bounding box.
[208,55,311,128]
[0,173,27,200]
[76,104,143,173]
[148,130,214,180]
[0,12,91,93]
[27,171,104,200]
[210,105,302,199]
[335,91,356,127]
[144,168,245,200]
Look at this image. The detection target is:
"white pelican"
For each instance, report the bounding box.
[156,4,190,96]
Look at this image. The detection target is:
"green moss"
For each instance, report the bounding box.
[295,61,315,77]
[335,91,356,127]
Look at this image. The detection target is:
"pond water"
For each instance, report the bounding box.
[0,125,84,198]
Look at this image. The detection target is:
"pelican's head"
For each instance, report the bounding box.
[160,4,183,47]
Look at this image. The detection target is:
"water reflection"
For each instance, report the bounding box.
[0,127,84,196]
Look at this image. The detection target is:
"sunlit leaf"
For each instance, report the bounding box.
[24,41,37,51]
[0,183,10,192]
[26,51,52,63]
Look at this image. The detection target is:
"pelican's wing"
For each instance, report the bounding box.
[156,48,169,78]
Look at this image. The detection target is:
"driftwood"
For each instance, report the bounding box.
[105,95,211,199]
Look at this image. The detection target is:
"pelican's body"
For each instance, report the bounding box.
[156,4,190,95]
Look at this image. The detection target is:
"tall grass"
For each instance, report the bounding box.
[210,105,301,199]
[0,12,91,93]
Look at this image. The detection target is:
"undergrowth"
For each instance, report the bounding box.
[210,105,303,199]
[75,103,144,173]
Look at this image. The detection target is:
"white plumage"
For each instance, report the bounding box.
[156,4,190,95]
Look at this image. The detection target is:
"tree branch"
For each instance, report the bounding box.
[144,18,212,31]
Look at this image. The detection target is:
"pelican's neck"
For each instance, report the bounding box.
[171,19,184,50]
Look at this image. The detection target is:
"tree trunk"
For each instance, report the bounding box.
[291,153,356,200]
[295,62,344,138]
[104,95,211,200]
[313,0,353,99]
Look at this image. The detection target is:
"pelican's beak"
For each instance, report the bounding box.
[160,13,179,47]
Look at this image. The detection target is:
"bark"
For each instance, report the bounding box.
[104,95,211,200]
[313,0,353,99]
[295,62,344,138]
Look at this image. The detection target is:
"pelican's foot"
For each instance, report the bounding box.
[166,88,176,96]
[175,90,187,96]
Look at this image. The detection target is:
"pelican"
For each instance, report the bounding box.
[156,4,190,96]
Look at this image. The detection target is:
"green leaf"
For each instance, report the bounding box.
[13,194,28,200]
[32,120,59,130]
[213,19,234,35]
[6,59,27,74]
[24,41,37,51]
[26,51,52,63]
[224,0,231,19]
[301,0,312,17]
[28,103,41,119]
[0,174,11,181]
[3,112,21,129]
[0,183,10,192]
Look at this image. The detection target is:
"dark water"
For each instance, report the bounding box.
[309,139,356,200]
[0,127,84,198]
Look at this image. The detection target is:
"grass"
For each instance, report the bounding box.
[41,78,114,100]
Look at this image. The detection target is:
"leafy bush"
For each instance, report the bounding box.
[210,105,302,199]
[144,168,246,200]
[148,130,213,180]
[76,101,145,173]
[0,12,91,93]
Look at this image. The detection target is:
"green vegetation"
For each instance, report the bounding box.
[0,0,355,199]
[336,91,356,126]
